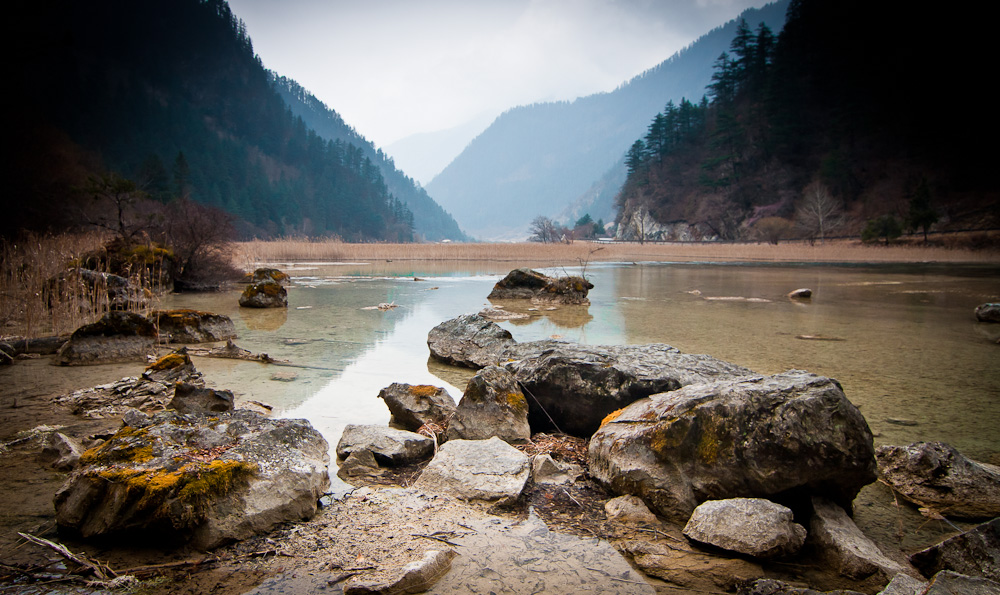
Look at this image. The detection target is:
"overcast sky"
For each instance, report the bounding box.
[228,0,767,149]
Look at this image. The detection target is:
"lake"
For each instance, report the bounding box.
[164,260,1000,494]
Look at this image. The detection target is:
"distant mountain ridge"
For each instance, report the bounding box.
[272,76,467,241]
[425,1,789,240]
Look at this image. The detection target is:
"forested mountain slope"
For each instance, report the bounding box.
[424,1,789,240]
[613,0,999,242]
[6,0,420,241]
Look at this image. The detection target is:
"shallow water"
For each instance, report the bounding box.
[163,260,1000,485]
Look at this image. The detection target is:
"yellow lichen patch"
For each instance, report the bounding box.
[600,408,626,428]
[503,391,528,413]
[80,427,153,465]
[146,352,191,371]
[410,385,441,398]
[177,459,257,501]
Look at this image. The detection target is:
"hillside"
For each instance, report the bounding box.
[613,0,999,243]
[424,1,789,240]
[5,0,421,241]
[272,76,466,242]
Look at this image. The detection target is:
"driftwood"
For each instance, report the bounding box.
[17,532,114,581]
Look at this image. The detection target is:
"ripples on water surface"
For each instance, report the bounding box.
[164,260,1000,479]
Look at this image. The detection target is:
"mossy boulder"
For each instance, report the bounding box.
[54,409,329,548]
[246,267,290,285]
[55,311,157,365]
[446,366,530,444]
[377,383,456,432]
[588,371,877,522]
[488,268,593,305]
[239,279,288,308]
[153,309,237,343]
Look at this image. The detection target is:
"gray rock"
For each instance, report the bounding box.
[426,314,516,368]
[153,309,237,343]
[415,437,530,504]
[605,495,660,524]
[809,496,908,581]
[909,518,1000,581]
[487,268,593,305]
[168,382,235,414]
[239,279,288,308]
[531,454,583,486]
[343,549,458,595]
[446,366,530,444]
[877,442,1000,520]
[683,498,806,559]
[337,424,435,466]
[589,371,876,521]
[54,410,329,548]
[506,342,755,437]
[38,432,83,471]
[377,383,456,432]
[337,449,383,479]
[975,304,1000,323]
[739,578,867,595]
[878,574,928,595]
[55,311,157,366]
[923,571,1000,595]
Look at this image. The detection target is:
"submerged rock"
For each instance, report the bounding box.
[153,309,237,343]
[975,303,1000,323]
[377,383,456,432]
[488,268,594,305]
[788,288,813,299]
[809,496,908,581]
[683,498,806,559]
[589,371,876,521]
[909,518,1000,581]
[344,549,458,595]
[876,442,1000,520]
[415,437,530,504]
[446,366,530,444]
[506,342,754,436]
[336,424,435,466]
[54,410,329,548]
[239,279,288,308]
[426,313,516,368]
[55,311,157,365]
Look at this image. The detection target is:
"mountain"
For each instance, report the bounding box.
[385,113,498,186]
[613,0,999,242]
[5,0,427,241]
[424,1,789,240]
[272,76,466,242]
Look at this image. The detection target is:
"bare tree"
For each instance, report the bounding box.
[529,216,560,243]
[796,183,843,243]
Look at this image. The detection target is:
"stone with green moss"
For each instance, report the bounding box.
[488,268,594,305]
[55,312,157,365]
[154,309,237,343]
[239,279,288,308]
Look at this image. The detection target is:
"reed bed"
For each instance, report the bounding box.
[237,237,1000,266]
[0,233,159,339]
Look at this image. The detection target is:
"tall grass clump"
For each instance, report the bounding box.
[0,232,159,339]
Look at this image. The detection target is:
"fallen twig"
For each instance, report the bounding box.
[635,527,685,543]
[17,532,114,581]
[412,532,461,547]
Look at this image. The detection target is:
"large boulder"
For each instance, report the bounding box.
[239,279,287,308]
[588,371,877,521]
[414,437,530,504]
[506,342,755,437]
[426,313,516,368]
[377,383,456,432]
[246,267,290,285]
[487,268,594,305]
[336,424,435,466]
[55,311,157,365]
[153,309,237,343]
[683,498,807,559]
[809,496,908,581]
[909,518,1000,581]
[446,366,530,444]
[54,410,329,548]
[876,442,1000,520]
[975,304,1000,323]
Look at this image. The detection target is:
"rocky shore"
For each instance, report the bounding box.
[1,268,998,595]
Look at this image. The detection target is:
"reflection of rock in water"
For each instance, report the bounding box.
[489,299,594,329]
[437,508,654,594]
[427,356,477,390]
[241,307,288,331]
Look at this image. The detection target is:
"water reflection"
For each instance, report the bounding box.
[239,307,287,331]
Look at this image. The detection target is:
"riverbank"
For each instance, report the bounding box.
[236,237,1000,266]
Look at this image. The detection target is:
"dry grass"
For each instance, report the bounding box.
[237,236,1000,266]
[0,232,159,339]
